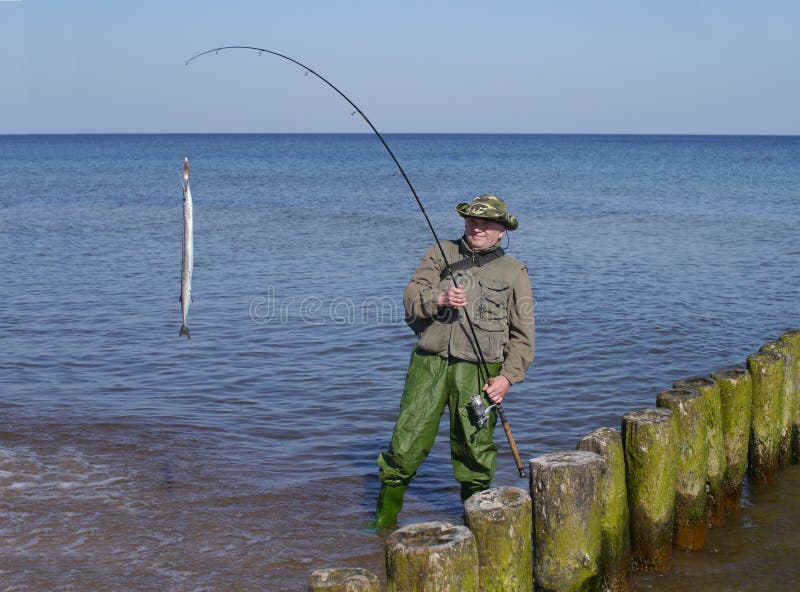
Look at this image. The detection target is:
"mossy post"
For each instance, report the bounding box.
[529,450,603,592]
[779,329,800,462]
[672,376,726,526]
[746,350,784,485]
[385,522,479,592]
[762,340,796,468]
[710,367,753,507]
[308,568,380,592]
[655,389,707,551]
[621,408,676,572]
[576,427,632,592]
[463,487,532,592]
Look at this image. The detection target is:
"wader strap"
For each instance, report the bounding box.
[440,246,505,279]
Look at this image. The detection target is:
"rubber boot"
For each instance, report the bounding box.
[460,482,488,504]
[371,483,407,529]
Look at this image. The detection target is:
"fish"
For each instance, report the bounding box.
[179,156,193,338]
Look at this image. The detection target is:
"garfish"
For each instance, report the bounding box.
[179,156,193,338]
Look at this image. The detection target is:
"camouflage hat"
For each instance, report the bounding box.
[455,194,518,231]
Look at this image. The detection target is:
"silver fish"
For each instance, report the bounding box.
[179,156,193,338]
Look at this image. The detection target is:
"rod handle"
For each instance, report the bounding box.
[496,404,526,479]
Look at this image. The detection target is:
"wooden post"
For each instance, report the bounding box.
[308,567,380,592]
[710,366,753,507]
[746,350,784,485]
[779,329,800,462]
[576,427,632,592]
[621,408,676,572]
[656,389,708,551]
[463,487,532,592]
[529,450,603,592]
[386,522,479,592]
[761,340,796,468]
[672,376,726,526]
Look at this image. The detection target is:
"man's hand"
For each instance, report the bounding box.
[438,285,468,308]
[483,375,511,404]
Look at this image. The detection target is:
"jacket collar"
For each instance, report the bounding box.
[459,235,502,257]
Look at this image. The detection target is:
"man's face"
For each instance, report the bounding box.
[464,217,505,252]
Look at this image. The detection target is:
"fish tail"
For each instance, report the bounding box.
[179,324,191,339]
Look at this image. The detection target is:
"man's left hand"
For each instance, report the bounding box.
[483,375,511,404]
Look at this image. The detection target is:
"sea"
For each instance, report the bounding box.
[1,133,799,591]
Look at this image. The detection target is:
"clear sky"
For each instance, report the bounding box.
[1,0,798,134]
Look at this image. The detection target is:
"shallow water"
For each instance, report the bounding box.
[1,133,799,590]
[635,465,800,591]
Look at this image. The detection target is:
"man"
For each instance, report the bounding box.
[373,194,535,528]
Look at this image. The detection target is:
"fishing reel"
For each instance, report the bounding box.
[468,393,497,429]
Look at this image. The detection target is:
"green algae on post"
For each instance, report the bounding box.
[779,329,800,462]
[710,366,753,507]
[576,427,632,592]
[761,340,795,468]
[673,376,726,526]
[530,450,603,592]
[308,567,380,592]
[386,522,479,592]
[621,408,677,572]
[464,487,532,592]
[747,350,784,486]
[656,389,708,551]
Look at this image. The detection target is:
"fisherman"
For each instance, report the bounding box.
[373,194,535,528]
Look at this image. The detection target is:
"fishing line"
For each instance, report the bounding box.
[185,46,525,477]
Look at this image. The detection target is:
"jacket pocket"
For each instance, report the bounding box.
[475,278,509,324]
[468,278,509,361]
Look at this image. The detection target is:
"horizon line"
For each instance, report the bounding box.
[2,131,799,138]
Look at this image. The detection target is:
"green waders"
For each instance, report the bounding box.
[374,349,502,526]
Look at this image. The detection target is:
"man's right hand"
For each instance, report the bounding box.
[438,285,468,308]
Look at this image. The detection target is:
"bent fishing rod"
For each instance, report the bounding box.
[185,46,526,478]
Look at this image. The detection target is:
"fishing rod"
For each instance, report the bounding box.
[185,46,526,478]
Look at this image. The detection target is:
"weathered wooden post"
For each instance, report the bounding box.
[710,366,753,507]
[576,427,632,592]
[463,487,532,592]
[386,522,479,592]
[308,567,380,592]
[655,389,708,551]
[621,408,676,572]
[779,329,800,462]
[761,340,796,468]
[747,350,784,485]
[530,450,603,592]
[672,376,726,526]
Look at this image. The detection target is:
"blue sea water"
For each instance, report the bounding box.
[1,133,799,590]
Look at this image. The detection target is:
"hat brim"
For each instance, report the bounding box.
[456,203,518,231]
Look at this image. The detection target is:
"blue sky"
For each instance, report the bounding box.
[1,1,798,134]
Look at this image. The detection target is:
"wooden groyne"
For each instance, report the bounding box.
[530,451,604,591]
[385,522,479,591]
[308,329,800,591]
[576,428,631,591]
[621,407,677,570]
[672,375,727,526]
[747,350,784,485]
[711,366,752,507]
[655,389,707,551]
[464,486,532,591]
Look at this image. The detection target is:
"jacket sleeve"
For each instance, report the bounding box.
[403,244,445,322]
[500,266,535,384]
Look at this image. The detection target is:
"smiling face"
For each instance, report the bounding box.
[464,217,506,252]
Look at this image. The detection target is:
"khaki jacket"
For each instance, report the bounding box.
[404,239,535,384]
